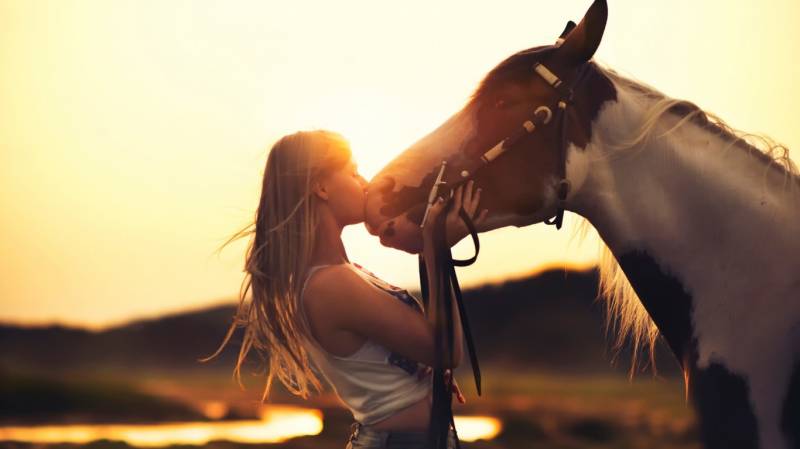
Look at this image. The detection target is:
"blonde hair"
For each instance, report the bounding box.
[584,64,797,377]
[200,130,352,401]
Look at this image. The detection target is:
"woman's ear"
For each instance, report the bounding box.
[312,180,329,201]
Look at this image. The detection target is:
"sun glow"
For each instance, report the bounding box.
[453,415,503,442]
[2,0,798,329]
[300,86,444,180]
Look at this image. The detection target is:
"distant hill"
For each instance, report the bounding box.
[0,303,241,375]
[455,267,679,376]
[0,268,681,378]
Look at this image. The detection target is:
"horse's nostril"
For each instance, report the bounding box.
[381,224,395,239]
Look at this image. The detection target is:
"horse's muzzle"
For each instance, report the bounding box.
[364,177,425,254]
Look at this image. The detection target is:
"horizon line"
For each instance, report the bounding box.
[0,261,599,332]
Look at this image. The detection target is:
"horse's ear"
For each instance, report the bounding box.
[558,21,577,41]
[554,0,607,66]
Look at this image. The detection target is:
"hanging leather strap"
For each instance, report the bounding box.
[420,201,482,449]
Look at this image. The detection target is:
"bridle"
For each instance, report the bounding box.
[418,29,593,449]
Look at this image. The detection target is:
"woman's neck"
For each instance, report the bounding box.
[309,206,350,266]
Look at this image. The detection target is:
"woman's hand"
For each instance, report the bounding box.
[417,366,466,404]
[422,180,488,248]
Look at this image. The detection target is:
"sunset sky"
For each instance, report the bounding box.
[2,0,798,329]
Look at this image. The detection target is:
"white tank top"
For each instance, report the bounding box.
[297,261,431,425]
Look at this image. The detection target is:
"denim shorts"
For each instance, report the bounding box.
[345,422,458,449]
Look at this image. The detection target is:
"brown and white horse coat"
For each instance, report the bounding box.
[364,1,800,448]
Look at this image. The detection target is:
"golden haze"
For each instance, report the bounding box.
[1,0,797,328]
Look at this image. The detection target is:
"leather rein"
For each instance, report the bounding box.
[418,53,591,449]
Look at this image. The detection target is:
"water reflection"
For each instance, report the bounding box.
[200,401,228,420]
[0,405,322,446]
[453,416,503,442]
[0,407,502,446]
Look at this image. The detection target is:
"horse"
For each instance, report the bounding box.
[362,1,800,448]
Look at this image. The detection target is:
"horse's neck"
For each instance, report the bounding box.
[574,84,799,287]
[570,80,800,365]
[566,73,800,449]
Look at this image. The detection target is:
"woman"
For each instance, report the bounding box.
[203,130,487,448]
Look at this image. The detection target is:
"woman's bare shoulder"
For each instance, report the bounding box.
[302,264,361,305]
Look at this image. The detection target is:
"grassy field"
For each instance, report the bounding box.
[0,365,701,449]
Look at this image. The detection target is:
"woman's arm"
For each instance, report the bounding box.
[304,264,449,367]
[302,181,486,369]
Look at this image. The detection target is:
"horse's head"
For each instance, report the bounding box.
[365,0,615,253]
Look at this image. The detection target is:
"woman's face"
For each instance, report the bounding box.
[320,158,369,227]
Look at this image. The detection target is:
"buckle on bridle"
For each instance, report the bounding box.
[556,178,571,201]
[544,178,570,230]
[534,106,553,125]
[420,160,448,229]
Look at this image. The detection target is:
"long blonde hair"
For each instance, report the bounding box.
[200,130,352,401]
